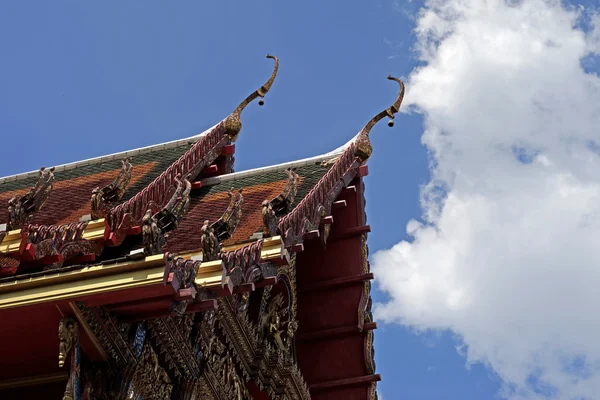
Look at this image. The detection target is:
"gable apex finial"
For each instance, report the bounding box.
[361,75,405,135]
[224,54,280,138]
[354,75,405,162]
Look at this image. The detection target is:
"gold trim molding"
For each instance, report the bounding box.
[0,372,68,390]
[0,236,285,310]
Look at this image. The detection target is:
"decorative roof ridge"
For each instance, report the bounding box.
[107,55,280,230]
[0,124,218,185]
[0,54,281,186]
[277,75,405,248]
[201,142,347,187]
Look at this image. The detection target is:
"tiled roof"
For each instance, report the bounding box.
[0,141,196,226]
[166,161,333,252]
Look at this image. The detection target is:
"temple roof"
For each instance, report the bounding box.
[0,128,213,226]
[0,66,404,280]
[0,66,406,400]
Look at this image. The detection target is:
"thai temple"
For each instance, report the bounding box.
[0,55,404,400]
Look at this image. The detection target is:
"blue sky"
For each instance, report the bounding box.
[2,1,600,399]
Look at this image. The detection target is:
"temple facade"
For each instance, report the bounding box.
[0,55,404,400]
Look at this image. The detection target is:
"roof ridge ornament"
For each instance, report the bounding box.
[7,166,55,230]
[91,158,132,220]
[200,188,244,261]
[142,174,192,255]
[224,54,279,139]
[262,167,300,237]
[355,75,405,162]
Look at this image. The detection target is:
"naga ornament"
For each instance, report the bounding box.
[262,200,278,237]
[142,174,192,255]
[200,220,220,261]
[199,188,244,261]
[212,188,243,242]
[142,209,165,256]
[223,54,279,139]
[354,75,405,162]
[7,167,55,230]
[262,167,300,237]
[91,158,132,220]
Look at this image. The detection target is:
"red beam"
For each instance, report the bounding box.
[296,322,377,343]
[82,284,175,307]
[104,232,118,246]
[303,230,320,240]
[202,164,219,176]
[299,273,374,294]
[0,265,18,277]
[192,181,203,189]
[233,283,255,294]
[254,277,278,288]
[214,276,234,297]
[357,165,369,177]
[222,144,235,156]
[332,225,371,240]
[309,374,381,393]
[332,200,347,210]
[364,322,377,331]
[289,243,304,253]
[320,216,334,225]
[127,226,141,235]
[186,299,218,313]
[20,243,36,261]
[41,254,63,265]
[175,287,197,301]
[105,295,173,314]
[67,253,96,265]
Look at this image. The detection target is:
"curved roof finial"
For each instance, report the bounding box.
[359,75,405,136]
[354,75,405,162]
[224,54,279,138]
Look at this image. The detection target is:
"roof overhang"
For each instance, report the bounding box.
[0,236,286,311]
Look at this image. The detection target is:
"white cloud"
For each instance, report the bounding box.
[374,1,600,399]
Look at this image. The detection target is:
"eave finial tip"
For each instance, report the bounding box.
[360,74,405,135]
[353,74,405,162]
[225,54,280,137]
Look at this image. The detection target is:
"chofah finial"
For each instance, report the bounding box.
[354,75,405,162]
[224,54,279,138]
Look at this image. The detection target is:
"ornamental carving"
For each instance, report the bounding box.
[155,174,192,232]
[260,293,289,353]
[7,166,54,230]
[129,341,173,400]
[20,221,99,268]
[58,317,81,400]
[271,168,300,216]
[277,76,404,250]
[262,168,300,238]
[108,55,278,232]
[262,200,278,238]
[221,239,264,286]
[278,149,357,248]
[201,220,220,261]
[148,316,201,380]
[354,76,405,162]
[143,174,192,255]
[108,123,229,230]
[58,317,78,368]
[223,54,279,140]
[213,188,244,242]
[91,158,132,220]
[142,209,165,255]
